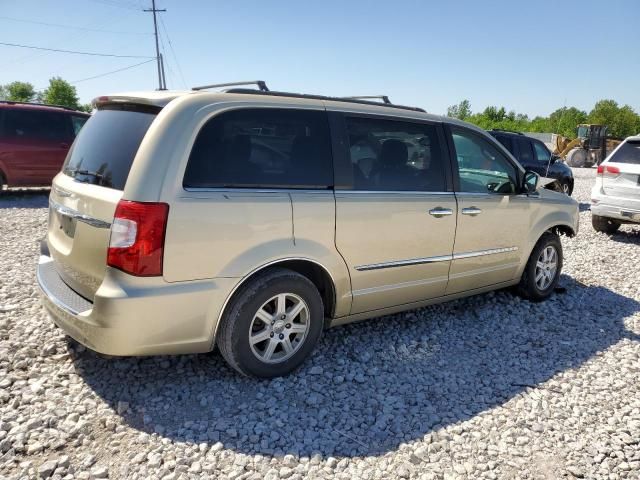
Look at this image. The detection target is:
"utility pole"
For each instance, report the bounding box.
[144,0,166,90]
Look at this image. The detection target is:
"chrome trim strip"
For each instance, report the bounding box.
[183,187,332,194]
[355,254,451,271]
[49,200,111,229]
[453,246,518,260]
[354,247,518,271]
[336,190,455,195]
[184,187,455,195]
[36,256,85,316]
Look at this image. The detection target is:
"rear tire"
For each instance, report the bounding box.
[517,232,563,302]
[592,214,620,234]
[217,268,324,378]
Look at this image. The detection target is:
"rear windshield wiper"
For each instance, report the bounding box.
[67,168,105,179]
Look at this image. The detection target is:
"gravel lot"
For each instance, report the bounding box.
[1,169,639,480]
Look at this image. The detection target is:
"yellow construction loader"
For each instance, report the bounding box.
[552,124,622,167]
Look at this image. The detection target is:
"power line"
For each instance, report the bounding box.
[0,41,154,59]
[0,15,151,35]
[70,59,155,83]
[160,16,187,89]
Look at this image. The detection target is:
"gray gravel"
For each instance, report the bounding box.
[1,169,639,480]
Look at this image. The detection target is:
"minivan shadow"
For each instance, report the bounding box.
[0,189,49,209]
[69,276,639,458]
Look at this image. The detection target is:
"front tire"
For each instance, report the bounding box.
[592,214,620,234]
[217,268,324,378]
[517,232,563,302]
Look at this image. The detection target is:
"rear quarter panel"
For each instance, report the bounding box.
[131,96,352,317]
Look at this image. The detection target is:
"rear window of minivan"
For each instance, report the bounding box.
[63,105,158,190]
[610,140,640,165]
[183,108,333,189]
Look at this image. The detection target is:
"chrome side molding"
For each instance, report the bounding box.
[453,246,518,260]
[355,254,452,271]
[49,200,112,229]
[355,247,518,271]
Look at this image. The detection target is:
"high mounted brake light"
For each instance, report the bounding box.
[107,200,169,276]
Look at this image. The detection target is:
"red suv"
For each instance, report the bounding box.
[0,101,90,190]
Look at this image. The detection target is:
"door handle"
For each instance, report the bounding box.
[428,207,453,218]
[461,206,482,216]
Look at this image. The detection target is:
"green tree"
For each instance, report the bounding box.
[78,103,93,113]
[5,81,36,102]
[588,100,639,138]
[547,107,587,138]
[0,84,6,100]
[446,99,472,120]
[42,77,80,109]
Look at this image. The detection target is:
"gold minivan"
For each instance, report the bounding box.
[37,82,579,377]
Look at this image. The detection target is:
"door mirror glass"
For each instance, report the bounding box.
[523,170,540,193]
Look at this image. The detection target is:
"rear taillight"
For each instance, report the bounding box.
[107,200,169,276]
[597,164,620,175]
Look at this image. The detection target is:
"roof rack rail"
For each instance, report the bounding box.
[192,80,269,92]
[0,100,79,112]
[218,88,425,113]
[342,95,391,104]
[490,128,524,135]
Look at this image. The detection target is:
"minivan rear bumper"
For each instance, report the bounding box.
[37,247,237,356]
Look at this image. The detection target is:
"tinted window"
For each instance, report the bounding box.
[533,141,551,163]
[516,138,534,164]
[71,115,89,136]
[184,109,332,189]
[63,107,157,190]
[451,128,518,194]
[4,109,71,142]
[495,135,514,154]
[610,140,640,164]
[345,116,445,191]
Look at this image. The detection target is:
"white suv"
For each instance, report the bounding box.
[591,135,640,233]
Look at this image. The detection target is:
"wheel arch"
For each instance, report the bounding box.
[211,257,337,347]
[516,218,576,280]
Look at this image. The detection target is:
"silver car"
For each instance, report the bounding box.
[591,135,640,233]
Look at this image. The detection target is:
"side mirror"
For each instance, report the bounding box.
[549,154,560,164]
[523,170,540,194]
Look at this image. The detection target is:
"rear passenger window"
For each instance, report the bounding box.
[184,109,333,189]
[495,135,514,154]
[345,117,446,191]
[4,109,71,142]
[516,138,534,164]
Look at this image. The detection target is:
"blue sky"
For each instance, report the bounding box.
[1,0,638,117]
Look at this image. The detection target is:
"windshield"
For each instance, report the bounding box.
[610,140,640,165]
[577,126,589,138]
[63,106,158,190]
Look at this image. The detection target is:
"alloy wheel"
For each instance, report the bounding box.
[248,293,310,364]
